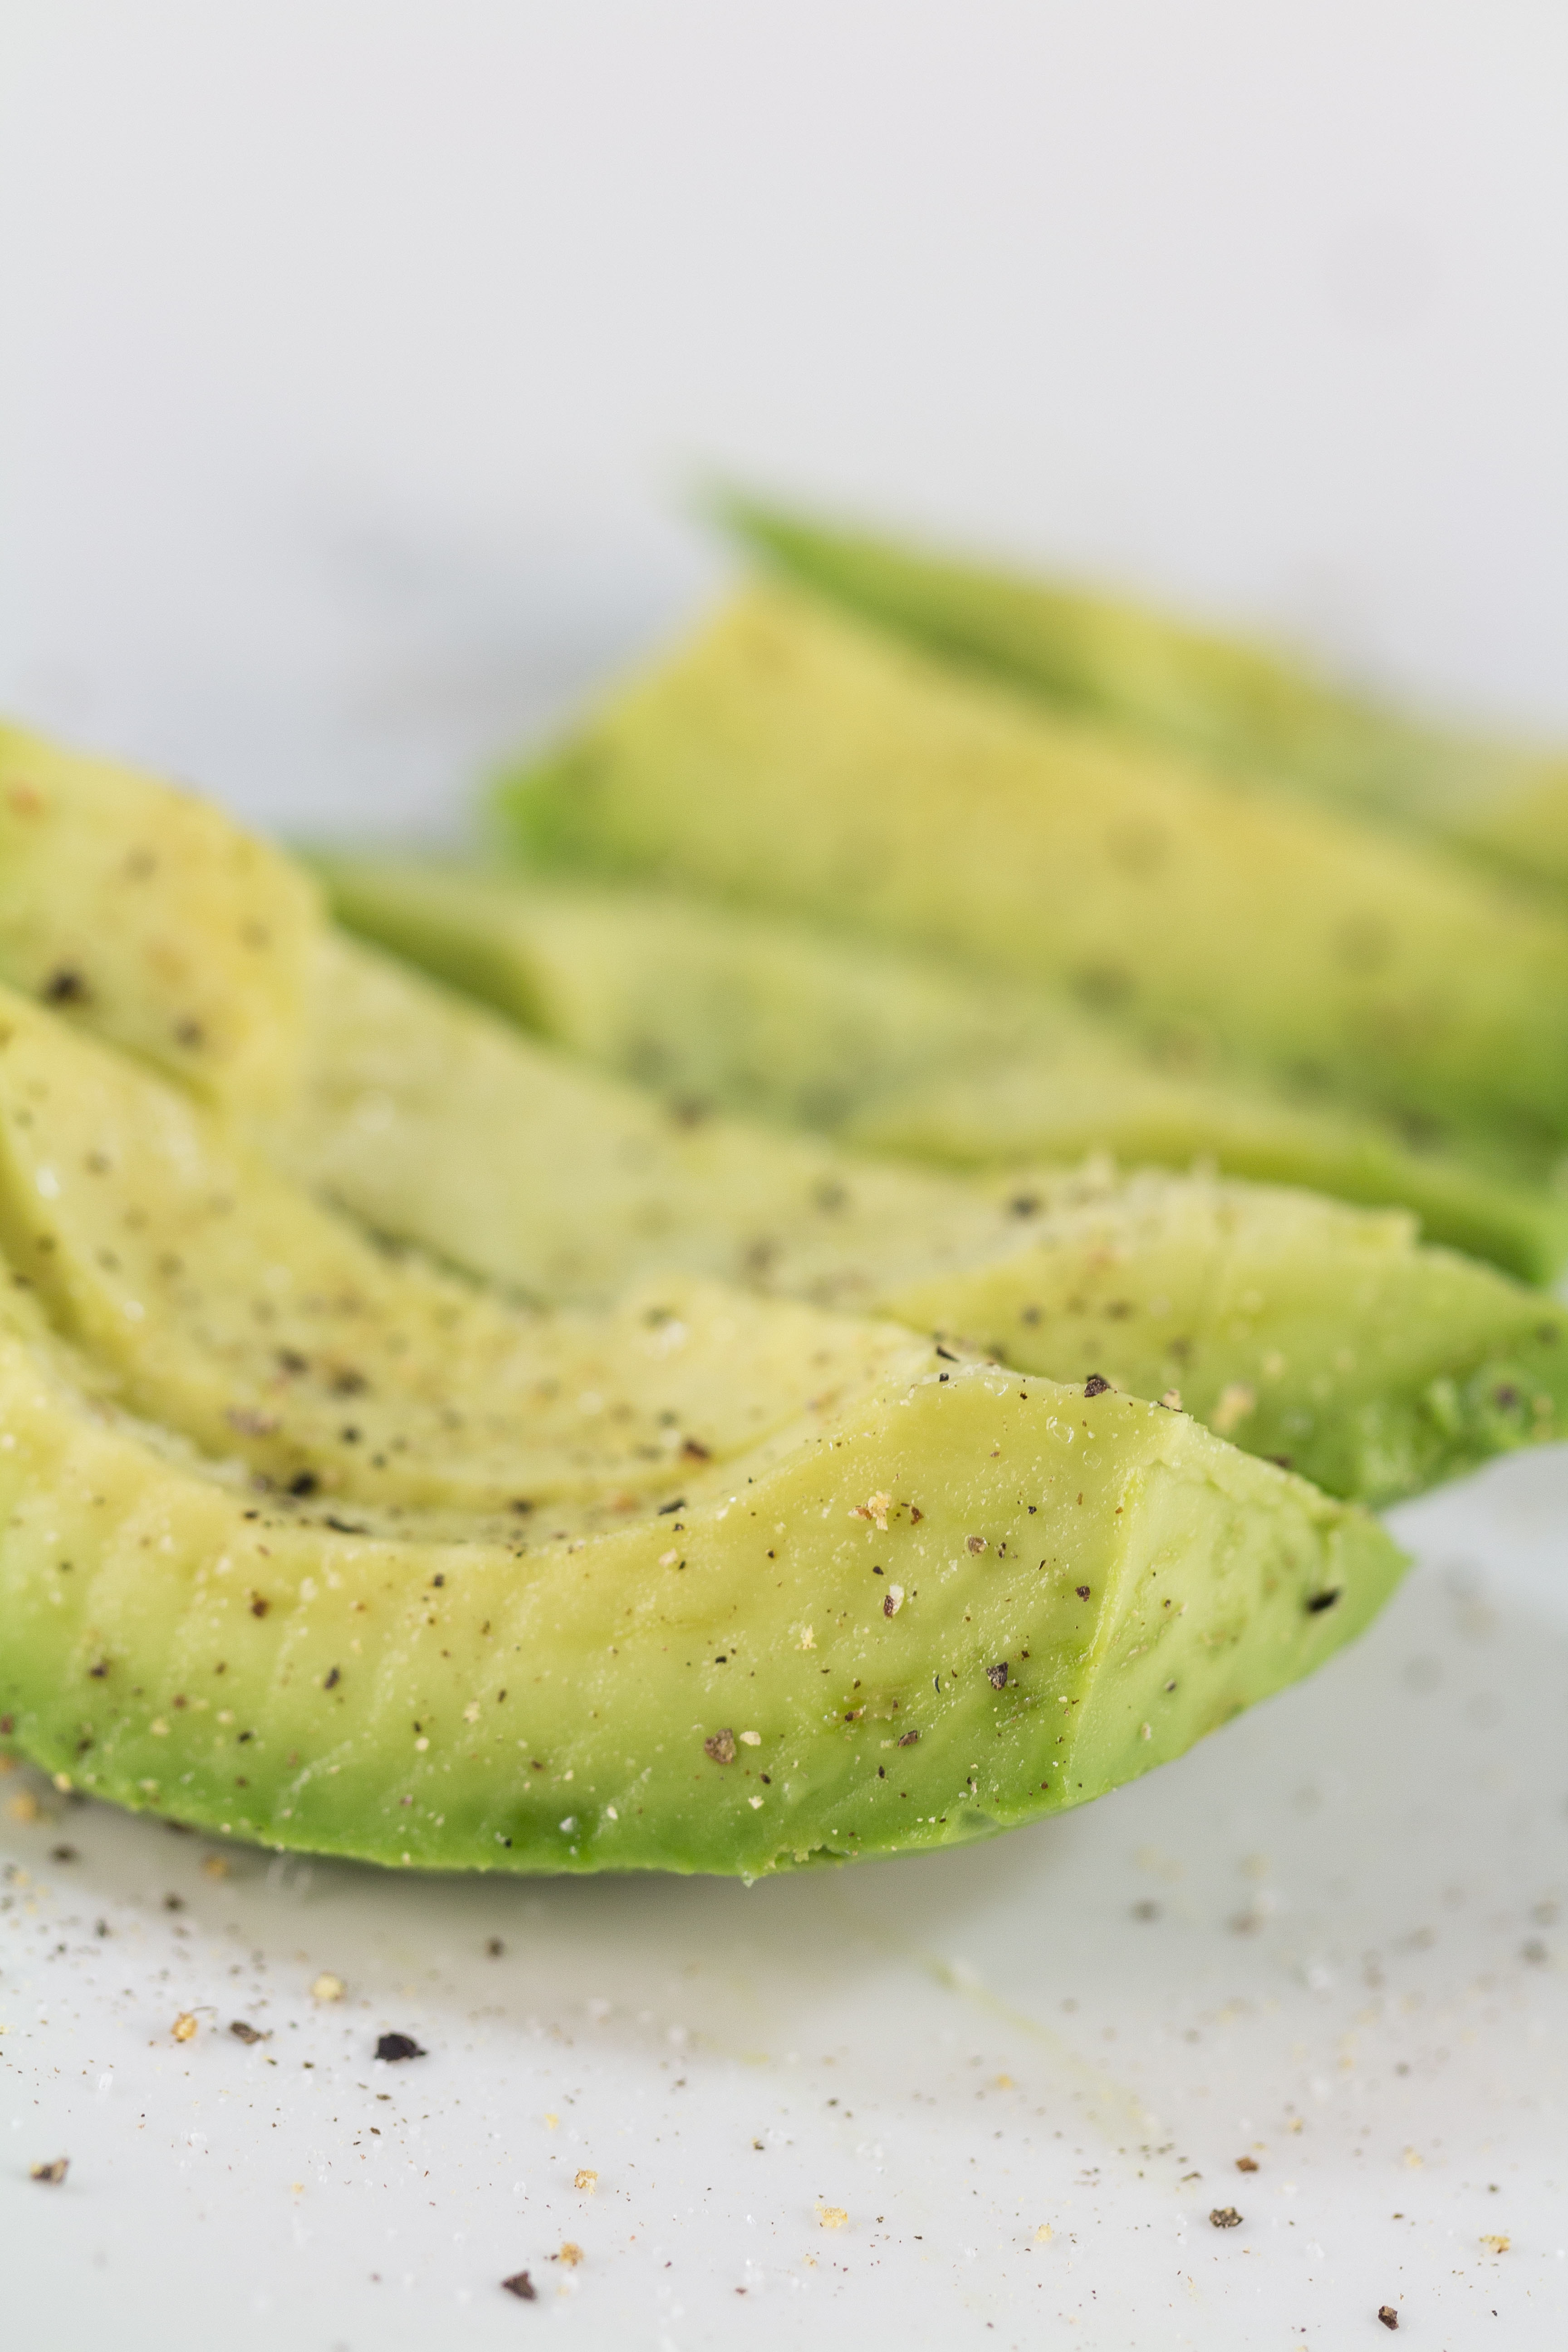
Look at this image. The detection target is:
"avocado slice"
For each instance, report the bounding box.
[0,721,319,1115]
[882,1168,1568,1510]
[315,855,1568,1282]
[282,925,1568,1510]
[0,729,1412,1876]
[720,495,1568,897]
[498,587,1568,1161]
[0,1297,1404,1873]
[282,929,1027,1309]
[6,725,1563,1514]
[0,983,931,1531]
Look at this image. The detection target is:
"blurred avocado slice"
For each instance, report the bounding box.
[289,901,1568,1511]
[316,855,1568,1283]
[497,585,1568,1163]
[720,495,1568,896]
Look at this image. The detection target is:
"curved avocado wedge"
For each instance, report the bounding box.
[315,855,1568,1282]
[719,495,1568,899]
[0,721,318,1115]
[498,586,1568,1161]
[881,1169,1568,1512]
[4,724,1563,1514]
[0,1313,1404,1874]
[281,933,1568,1511]
[0,985,926,1532]
[281,929,1025,1310]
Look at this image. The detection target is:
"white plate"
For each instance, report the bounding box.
[5,1448,1565,2349]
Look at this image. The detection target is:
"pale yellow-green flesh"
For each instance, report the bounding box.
[722,497,1568,898]
[294,876,1568,1508]
[280,931,1029,1308]
[0,737,1555,1519]
[263,936,1568,1510]
[0,1328,1403,1876]
[501,586,1568,1159]
[879,1169,1568,1510]
[0,722,318,1116]
[318,856,1568,1282]
[0,721,1408,1878]
[0,985,927,1533]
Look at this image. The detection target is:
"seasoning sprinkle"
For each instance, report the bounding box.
[375,2032,425,2063]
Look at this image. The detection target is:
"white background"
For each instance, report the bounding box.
[3,3,1568,835]
[3,9,1568,2347]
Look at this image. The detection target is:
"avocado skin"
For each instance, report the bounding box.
[0,1335,1402,1877]
[497,588,1568,1163]
[720,496,1568,898]
[316,855,1568,1284]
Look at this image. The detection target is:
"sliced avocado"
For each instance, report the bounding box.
[280,929,1029,1309]
[720,496,1568,896]
[499,586,1568,1160]
[283,928,1568,1509]
[0,722,319,1115]
[0,1302,1404,1873]
[0,984,928,1532]
[6,726,1561,1515]
[880,1169,1568,1511]
[315,855,1568,1281]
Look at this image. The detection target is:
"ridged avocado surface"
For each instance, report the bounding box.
[0,1311,1403,1875]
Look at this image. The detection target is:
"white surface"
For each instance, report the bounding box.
[4,1456,1567,2349]
[3,9,1568,2345]
[2,4,1568,836]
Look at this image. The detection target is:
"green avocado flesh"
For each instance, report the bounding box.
[0,715,1501,1876]
[0,722,319,1116]
[500,587,1568,1162]
[283,931,1024,1311]
[721,497,1568,898]
[0,985,930,1535]
[317,856,1568,1281]
[297,880,1568,1510]
[1,731,1562,1514]
[0,965,1404,1871]
[0,1305,1402,1874]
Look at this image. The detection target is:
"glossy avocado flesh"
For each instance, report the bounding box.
[316,856,1568,1281]
[500,587,1568,1162]
[0,1305,1402,1874]
[720,497,1568,897]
